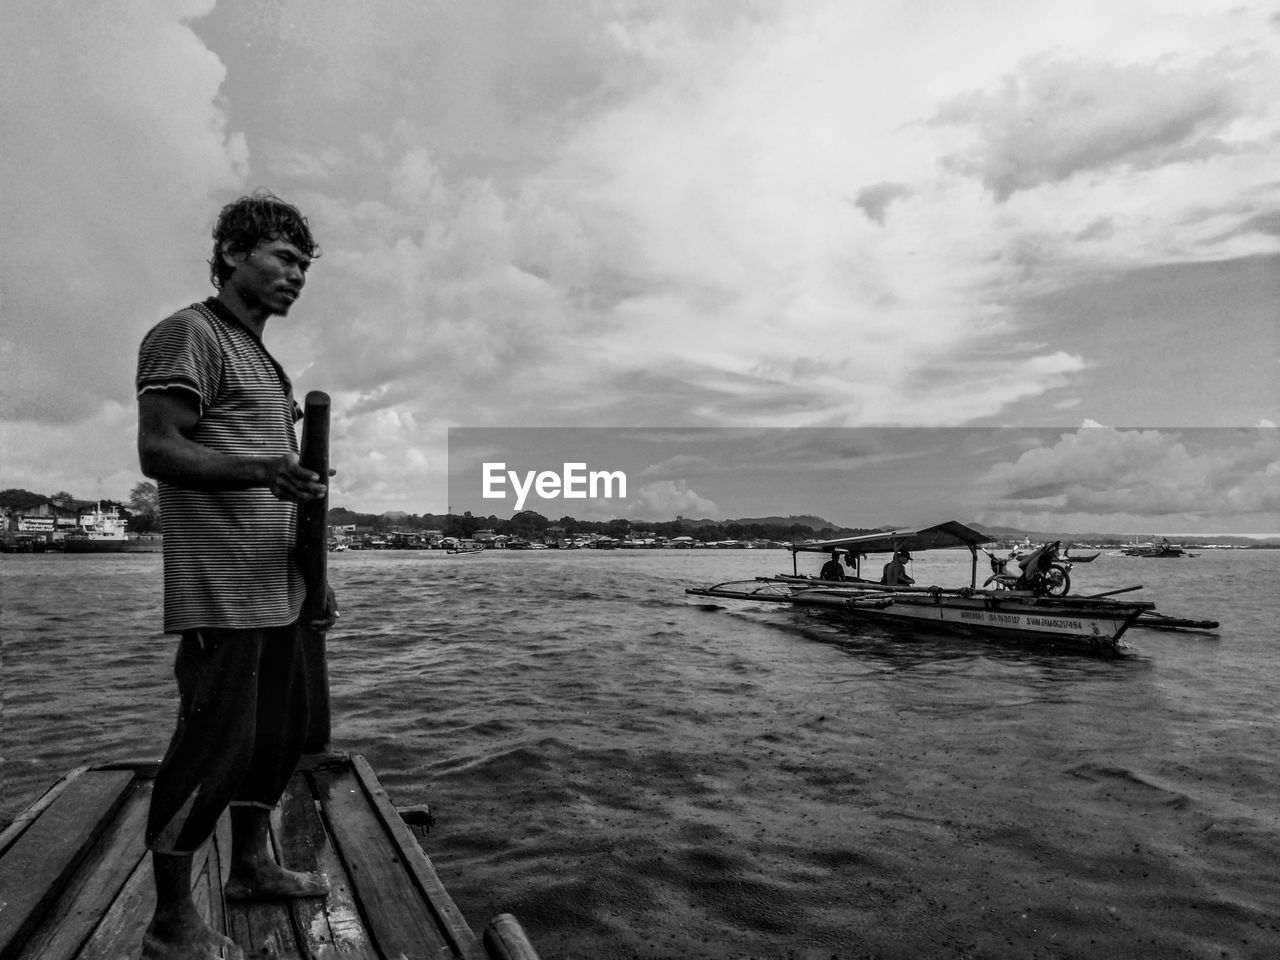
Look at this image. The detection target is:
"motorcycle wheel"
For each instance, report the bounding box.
[1043,565,1071,597]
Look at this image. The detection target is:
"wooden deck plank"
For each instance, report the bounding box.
[226,897,300,960]
[13,782,150,960]
[76,815,219,960]
[313,766,455,960]
[349,756,486,960]
[276,773,332,953]
[209,809,304,960]
[203,814,229,954]
[0,769,135,959]
[2,755,521,960]
[72,851,152,960]
[308,811,377,956]
[280,772,374,957]
[0,768,90,859]
[220,807,302,959]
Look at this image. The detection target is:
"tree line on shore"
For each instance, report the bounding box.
[0,485,162,532]
[8,487,1277,548]
[0,488,867,544]
[329,506,872,544]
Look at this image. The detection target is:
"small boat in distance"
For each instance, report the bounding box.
[1122,538,1195,558]
[687,521,1216,656]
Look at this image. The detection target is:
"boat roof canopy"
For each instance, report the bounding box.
[791,520,994,556]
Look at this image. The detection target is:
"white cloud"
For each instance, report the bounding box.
[518,2,1280,429]
[637,455,716,480]
[626,479,718,520]
[932,56,1251,201]
[984,426,1280,530]
[0,1,246,428]
[324,397,447,515]
[0,402,140,502]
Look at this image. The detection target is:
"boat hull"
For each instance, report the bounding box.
[799,592,1140,653]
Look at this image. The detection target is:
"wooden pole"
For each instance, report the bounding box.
[297,391,331,753]
[1084,585,1145,599]
[482,914,542,960]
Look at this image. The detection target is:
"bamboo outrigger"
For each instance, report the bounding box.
[0,393,541,960]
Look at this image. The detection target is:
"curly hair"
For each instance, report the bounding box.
[208,190,321,289]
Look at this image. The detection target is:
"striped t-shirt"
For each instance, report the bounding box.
[136,299,305,633]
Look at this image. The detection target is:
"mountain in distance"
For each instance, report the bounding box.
[658,514,848,532]
[734,514,847,530]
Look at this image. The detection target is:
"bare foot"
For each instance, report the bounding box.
[224,864,329,901]
[141,920,244,959]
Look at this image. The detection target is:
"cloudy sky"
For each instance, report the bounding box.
[2,1,1277,532]
[449,426,1280,535]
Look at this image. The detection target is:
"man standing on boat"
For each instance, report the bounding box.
[135,191,337,960]
[881,548,915,586]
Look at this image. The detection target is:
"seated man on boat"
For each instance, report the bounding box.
[881,548,915,586]
[819,549,847,581]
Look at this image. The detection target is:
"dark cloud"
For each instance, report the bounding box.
[932,56,1245,200]
[1007,255,1280,427]
[854,181,912,224]
[1003,481,1076,502]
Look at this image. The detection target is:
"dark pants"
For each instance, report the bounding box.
[146,624,310,854]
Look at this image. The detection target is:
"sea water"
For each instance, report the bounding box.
[2,548,1278,959]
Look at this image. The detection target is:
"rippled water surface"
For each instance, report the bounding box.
[3,548,1279,959]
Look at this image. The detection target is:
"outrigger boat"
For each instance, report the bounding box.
[686,521,1217,656]
[1121,538,1195,558]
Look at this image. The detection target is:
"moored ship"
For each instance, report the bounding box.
[61,503,162,553]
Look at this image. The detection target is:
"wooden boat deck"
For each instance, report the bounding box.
[0,753,536,960]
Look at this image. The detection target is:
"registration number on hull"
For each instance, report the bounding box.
[880,605,1109,637]
[954,609,1087,632]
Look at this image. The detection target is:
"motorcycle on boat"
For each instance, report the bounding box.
[983,540,1074,597]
